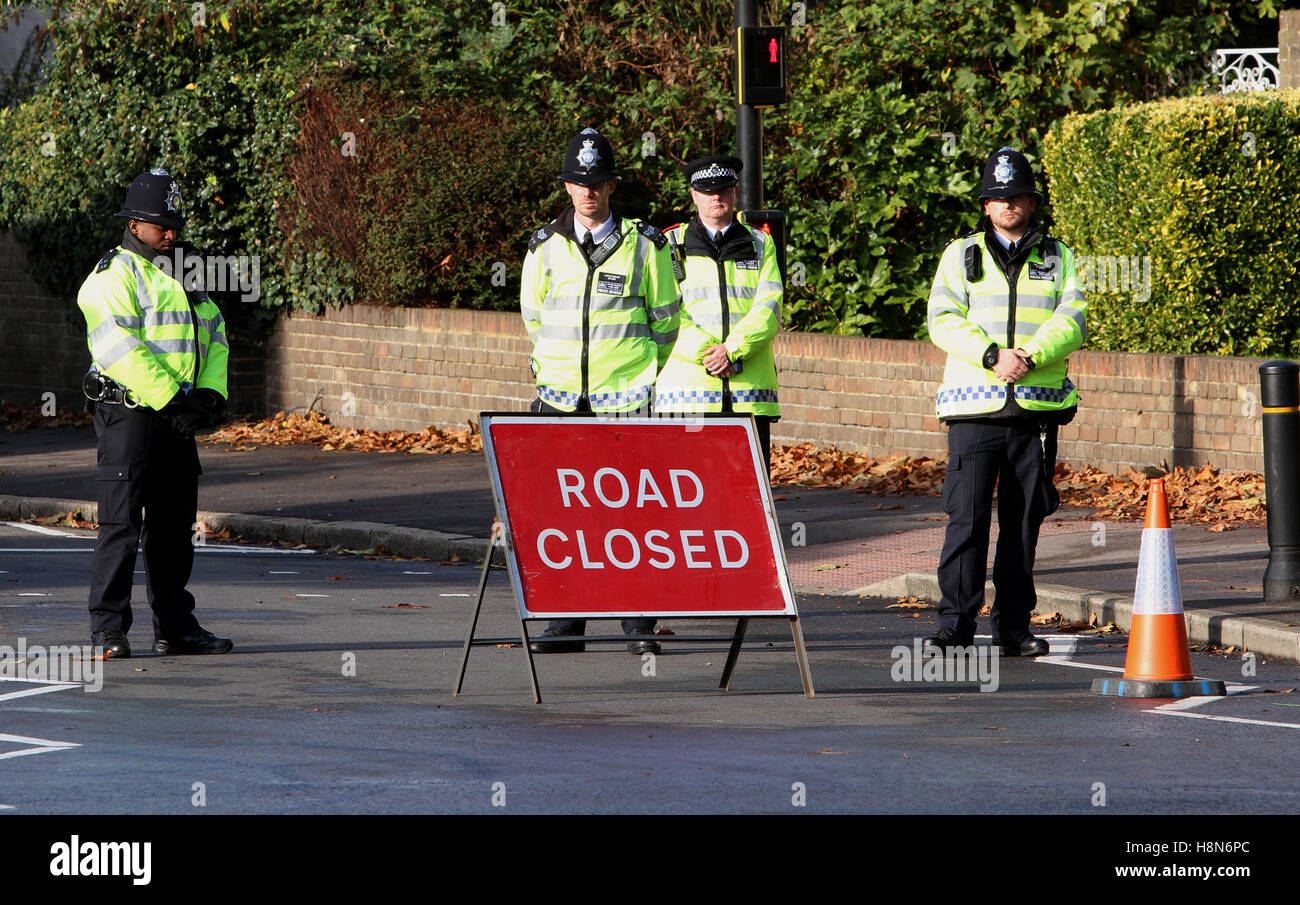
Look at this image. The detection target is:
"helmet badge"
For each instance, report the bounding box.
[993,155,1015,185]
[165,180,182,213]
[577,139,600,171]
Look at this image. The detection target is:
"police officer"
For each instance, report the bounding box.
[654,155,782,464]
[78,168,233,659]
[925,147,1086,656]
[520,127,679,655]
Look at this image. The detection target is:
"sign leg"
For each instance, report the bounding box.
[789,616,815,698]
[520,620,542,704]
[719,617,749,690]
[453,536,497,696]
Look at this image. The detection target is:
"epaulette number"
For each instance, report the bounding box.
[638,223,666,250]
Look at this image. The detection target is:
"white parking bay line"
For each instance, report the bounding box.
[2,521,80,538]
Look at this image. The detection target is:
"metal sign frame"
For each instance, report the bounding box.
[452,412,814,702]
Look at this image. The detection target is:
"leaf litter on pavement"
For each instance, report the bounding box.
[204,409,481,454]
[768,443,1266,527]
[198,417,1263,528]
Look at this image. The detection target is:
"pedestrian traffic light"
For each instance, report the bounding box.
[740,209,787,284]
[736,26,787,108]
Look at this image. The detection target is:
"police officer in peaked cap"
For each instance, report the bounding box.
[519,127,680,655]
[654,154,783,464]
[77,168,233,658]
[924,147,1087,657]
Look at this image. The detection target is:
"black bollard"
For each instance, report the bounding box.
[1260,361,1300,602]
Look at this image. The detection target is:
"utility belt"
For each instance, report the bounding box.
[83,370,141,408]
[83,371,196,409]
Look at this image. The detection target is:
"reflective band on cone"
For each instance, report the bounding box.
[1091,478,1226,698]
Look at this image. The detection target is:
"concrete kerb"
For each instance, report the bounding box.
[850,572,1300,665]
[0,494,494,564]
[4,493,1296,661]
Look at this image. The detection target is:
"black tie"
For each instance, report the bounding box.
[1007,240,1017,256]
[581,233,596,257]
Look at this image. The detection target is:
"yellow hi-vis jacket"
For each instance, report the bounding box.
[927,230,1085,420]
[77,247,229,410]
[653,219,781,416]
[520,210,679,412]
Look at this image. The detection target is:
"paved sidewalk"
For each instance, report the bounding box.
[2,425,1297,661]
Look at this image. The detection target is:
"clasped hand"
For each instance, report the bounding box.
[702,344,736,378]
[992,348,1033,384]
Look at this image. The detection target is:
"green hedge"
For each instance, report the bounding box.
[0,0,1276,341]
[1044,90,1300,357]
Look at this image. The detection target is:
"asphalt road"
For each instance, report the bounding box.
[2,523,1298,816]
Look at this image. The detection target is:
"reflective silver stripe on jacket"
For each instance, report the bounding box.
[538,322,651,342]
[119,254,155,314]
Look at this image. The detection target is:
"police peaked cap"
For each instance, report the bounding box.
[559,128,619,186]
[978,147,1043,202]
[684,155,743,191]
[115,168,185,229]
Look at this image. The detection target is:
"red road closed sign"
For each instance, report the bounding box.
[482,415,798,619]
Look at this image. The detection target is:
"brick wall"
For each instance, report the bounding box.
[264,306,536,431]
[0,230,88,409]
[0,230,265,414]
[265,304,1270,474]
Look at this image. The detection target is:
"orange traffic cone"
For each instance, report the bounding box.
[1092,477,1226,698]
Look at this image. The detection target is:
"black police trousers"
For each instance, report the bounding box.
[88,403,203,640]
[936,418,1060,643]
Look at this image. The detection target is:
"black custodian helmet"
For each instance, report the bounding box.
[115,168,184,229]
[558,128,618,186]
[978,147,1043,202]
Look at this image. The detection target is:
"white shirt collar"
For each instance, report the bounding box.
[574,213,615,246]
[700,219,737,242]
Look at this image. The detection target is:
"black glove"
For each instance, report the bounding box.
[158,391,187,417]
[193,388,227,428]
[163,393,206,437]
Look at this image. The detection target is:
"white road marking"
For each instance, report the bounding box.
[2,521,80,538]
[292,594,330,598]
[0,732,81,761]
[1037,656,1124,672]
[0,677,83,704]
[269,571,299,574]
[439,593,471,597]
[0,545,314,555]
[15,593,48,597]
[1032,638,1297,730]
[405,571,433,575]
[1142,709,1300,731]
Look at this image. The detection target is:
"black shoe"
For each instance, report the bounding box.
[627,638,661,655]
[153,627,233,655]
[92,630,130,659]
[997,635,1050,657]
[922,626,974,653]
[528,629,585,654]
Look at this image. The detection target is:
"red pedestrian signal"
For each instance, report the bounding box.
[737,26,787,108]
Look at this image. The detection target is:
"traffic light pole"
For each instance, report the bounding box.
[735,0,762,210]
